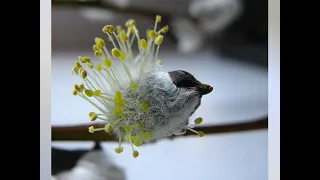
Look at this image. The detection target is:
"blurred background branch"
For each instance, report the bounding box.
[52,116,268,141]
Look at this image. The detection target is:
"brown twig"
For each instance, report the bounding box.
[52,116,268,141]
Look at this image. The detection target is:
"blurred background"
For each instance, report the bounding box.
[51,0,268,180]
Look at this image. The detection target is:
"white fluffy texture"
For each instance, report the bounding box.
[74,18,204,147]
[53,149,126,180]
[113,70,201,140]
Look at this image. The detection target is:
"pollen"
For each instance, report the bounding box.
[113,108,123,116]
[130,82,138,89]
[140,39,147,49]
[89,112,97,121]
[105,59,112,68]
[132,151,139,158]
[149,30,157,39]
[199,131,205,137]
[88,126,95,133]
[93,90,101,96]
[72,89,77,96]
[115,147,123,154]
[161,25,169,33]
[194,117,203,125]
[84,89,93,97]
[104,124,112,133]
[95,37,106,48]
[155,35,164,45]
[111,48,121,58]
[140,102,149,111]
[93,44,99,51]
[96,64,103,72]
[81,56,91,63]
[156,15,161,23]
[94,50,102,57]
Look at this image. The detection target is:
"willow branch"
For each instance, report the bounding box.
[52,116,268,141]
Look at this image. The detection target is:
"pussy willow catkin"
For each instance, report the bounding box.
[71,16,211,158]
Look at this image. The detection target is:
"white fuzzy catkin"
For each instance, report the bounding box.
[113,70,200,140]
[71,16,207,158]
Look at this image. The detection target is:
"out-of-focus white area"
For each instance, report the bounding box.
[52,49,267,180]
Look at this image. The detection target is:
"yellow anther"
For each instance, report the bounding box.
[161,25,169,33]
[140,102,149,111]
[198,131,205,137]
[156,59,163,65]
[79,83,85,90]
[102,25,109,33]
[108,25,115,33]
[90,115,97,121]
[89,112,97,121]
[140,39,147,49]
[104,124,112,133]
[116,25,122,33]
[78,67,84,74]
[124,125,132,132]
[72,89,77,96]
[81,56,91,63]
[125,19,136,27]
[75,61,82,68]
[119,52,126,61]
[128,27,135,33]
[113,108,123,116]
[84,89,93,97]
[111,48,121,58]
[95,37,106,48]
[102,25,115,33]
[96,64,103,72]
[87,62,94,69]
[132,150,139,158]
[115,100,125,108]
[142,131,152,140]
[131,136,142,147]
[194,117,203,125]
[155,35,164,45]
[105,59,112,68]
[93,90,101,96]
[119,30,128,41]
[74,84,81,93]
[149,30,157,39]
[94,50,102,57]
[115,147,123,154]
[137,122,144,128]
[89,112,95,117]
[72,66,79,75]
[130,82,138,90]
[156,15,161,23]
[80,69,87,79]
[93,44,100,52]
[114,91,123,100]
[88,126,95,133]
